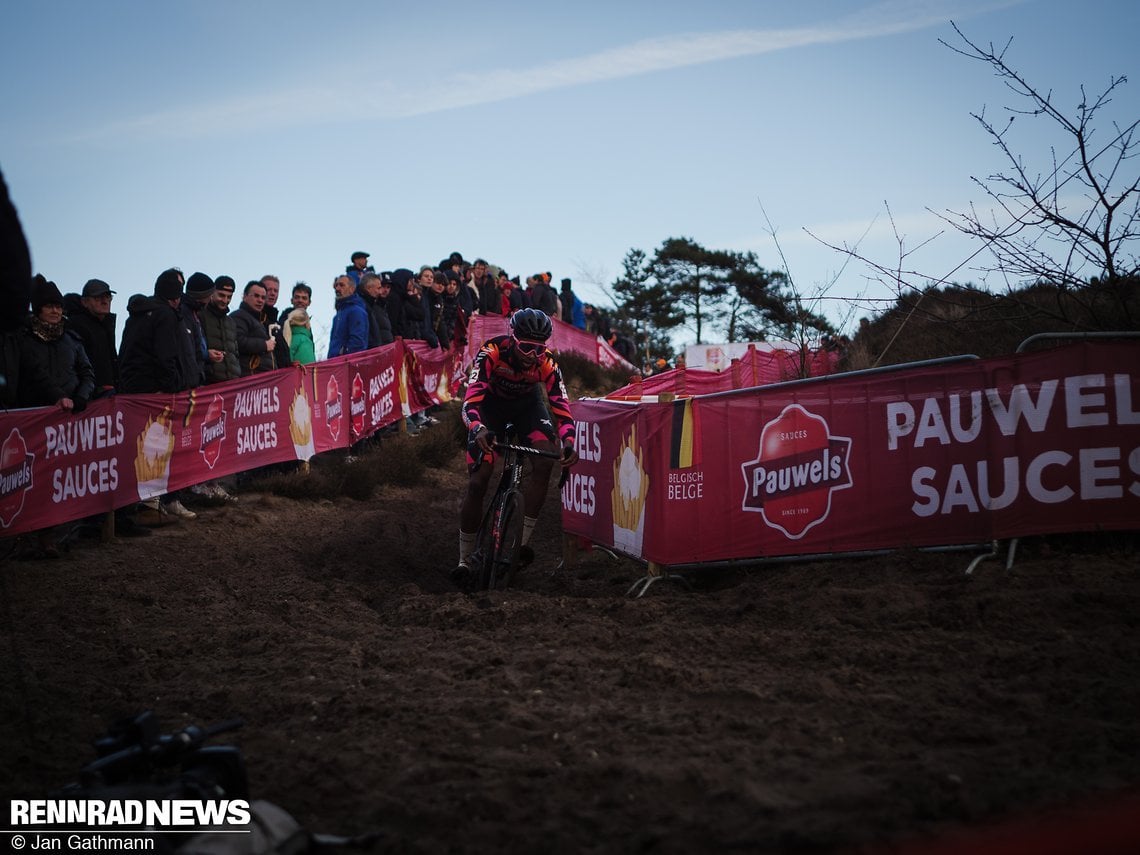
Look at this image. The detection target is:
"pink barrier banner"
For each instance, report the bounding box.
[607,346,840,400]
[404,341,465,404]
[463,314,636,373]
[334,343,408,440]
[561,342,1140,565]
[0,340,433,537]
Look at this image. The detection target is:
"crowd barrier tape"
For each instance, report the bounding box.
[559,341,1140,566]
[0,338,463,538]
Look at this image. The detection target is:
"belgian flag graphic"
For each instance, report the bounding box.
[669,398,700,469]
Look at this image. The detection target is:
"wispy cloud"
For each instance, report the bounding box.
[77,0,1022,143]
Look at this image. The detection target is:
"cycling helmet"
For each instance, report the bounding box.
[509,308,553,341]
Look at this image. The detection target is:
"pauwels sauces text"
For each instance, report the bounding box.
[886,373,1140,516]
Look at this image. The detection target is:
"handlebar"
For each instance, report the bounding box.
[492,440,563,460]
[84,715,244,779]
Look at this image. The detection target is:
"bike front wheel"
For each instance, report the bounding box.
[475,490,524,591]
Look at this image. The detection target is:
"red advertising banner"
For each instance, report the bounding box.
[338,344,407,440]
[404,341,465,405]
[606,346,841,400]
[0,340,435,538]
[561,342,1140,565]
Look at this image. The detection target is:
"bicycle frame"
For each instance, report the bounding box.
[471,439,562,592]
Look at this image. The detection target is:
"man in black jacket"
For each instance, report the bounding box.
[17,276,96,555]
[231,281,276,375]
[118,269,200,522]
[119,269,197,394]
[359,272,395,347]
[201,276,241,383]
[18,277,95,412]
[64,278,119,397]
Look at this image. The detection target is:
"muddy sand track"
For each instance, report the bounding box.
[1,458,1138,853]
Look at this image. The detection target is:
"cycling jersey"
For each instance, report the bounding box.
[462,335,575,445]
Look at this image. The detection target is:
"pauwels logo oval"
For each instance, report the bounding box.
[350,372,366,439]
[325,375,343,442]
[0,428,35,528]
[199,395,226,470]
[740,403,852,539]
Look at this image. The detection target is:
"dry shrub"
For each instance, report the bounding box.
[253,461,346,502]
[846,279,1140,367]
[368,432,427,487]
[413,404,465,469]
[555,351,633,398]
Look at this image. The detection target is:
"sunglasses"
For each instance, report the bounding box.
[514,338,547,356]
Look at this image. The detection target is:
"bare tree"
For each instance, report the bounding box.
[939,23,1140,297]
[811,23,1139,359]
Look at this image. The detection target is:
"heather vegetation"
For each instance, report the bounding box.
[843,277,1140,369]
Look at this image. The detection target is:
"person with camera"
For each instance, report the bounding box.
[259,274,293,369]
[231,280,277,375]
[455,308,579,581]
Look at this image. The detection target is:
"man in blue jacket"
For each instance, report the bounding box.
[328,274,369,357]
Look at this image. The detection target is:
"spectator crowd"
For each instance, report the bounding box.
[1,248,635,556]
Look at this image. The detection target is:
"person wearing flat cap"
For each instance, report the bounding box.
[345,250,375,287]
[64,278,119,395]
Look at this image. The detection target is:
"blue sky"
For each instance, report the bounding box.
[3,0,1137,353]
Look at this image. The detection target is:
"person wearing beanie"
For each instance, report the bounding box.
[201,275,241,384]
[119,268,194,394]
[180,272,215,389]
[153,267,184,302]
[18,275,95,412]
[119,268,204,522]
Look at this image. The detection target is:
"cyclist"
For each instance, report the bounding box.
[456,308,578,581]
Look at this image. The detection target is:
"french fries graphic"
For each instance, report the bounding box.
[135,409,174,499]
[289,388,315,460]
[611,425,648,556]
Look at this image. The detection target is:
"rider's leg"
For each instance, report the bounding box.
[459,461,493,565]
[521,439,556,546]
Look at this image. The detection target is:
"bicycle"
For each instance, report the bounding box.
[468,432,564,592]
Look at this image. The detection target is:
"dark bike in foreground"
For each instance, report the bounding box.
[466,438,563,592]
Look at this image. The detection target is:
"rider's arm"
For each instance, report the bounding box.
[461,339,498,434]
[541,358,577,452]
